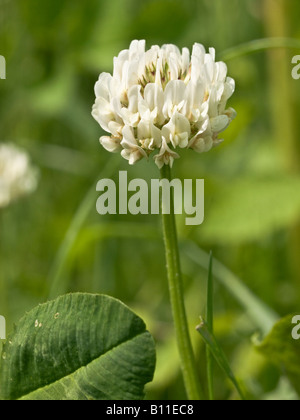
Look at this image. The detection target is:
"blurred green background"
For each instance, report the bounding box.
[1,0,300,400]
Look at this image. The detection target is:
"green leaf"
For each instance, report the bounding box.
[196,319,246,400]
[257,314,300,396]
[0,293,156,400]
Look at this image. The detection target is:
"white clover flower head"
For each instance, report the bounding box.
[92,40,236,169]
[0,143,38,208]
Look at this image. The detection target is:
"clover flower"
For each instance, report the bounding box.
[0,143,38,208]
[92,40,236,168]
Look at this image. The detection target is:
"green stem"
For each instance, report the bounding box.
[160,164,203,400]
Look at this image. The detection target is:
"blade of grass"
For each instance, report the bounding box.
[76,222,160,247]
[206,251,214,400]
[196,318,246,400]
[47,155,120,300]
[182,241,279,336]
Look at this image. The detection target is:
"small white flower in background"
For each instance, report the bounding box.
[0,143,38,208]
[92,40,236,169]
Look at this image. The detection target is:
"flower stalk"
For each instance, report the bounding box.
[160,164,203,400]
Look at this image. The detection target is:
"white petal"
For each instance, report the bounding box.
[145,46,160,69]
[100,136,122,153]
[215,62,227,82]
[174,112,190,137]
[168,53,179,80]
[181,47,190,74]
[184,81,205,121]
[129,40,145,60]
[121,125,147,164]
[214,82,225,102]
[191,44,206,83]
[223,77,235,101]
[94,73,112,100]
[200,101,209,119]
[137,120,150,140]
[113,49,129,81]
[174,133,189,149]
[162,112,190,148]
[107,121,123,137]
[203,136,214,151]
[162,44,181,57]
[155,55,163,87]
[120,109,140,127]
[154,138,180,169]
[208,89,218,117]
[189,135,213,153]
[210,115,230,133]
[121,148,144,165]
[127,85,142,112]
[92,97,114,132]
[121,125,138,147]
[119,86,141,126]
[204,53,214,83]
[151,124,163,148]
[224,107,237,121]
[143,83,164,124]
[164,80,186,105]
[110,97,123,122]
[161,119,175,143]
[137,120,162,150]
[209,47,216,62]
[144,83,162,109]
[193,117,210,136]
[192,43,205,60]
[163,80,186,118]
[138,102,152,122]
